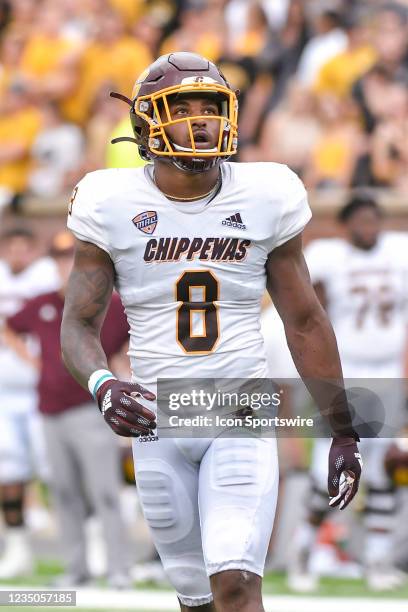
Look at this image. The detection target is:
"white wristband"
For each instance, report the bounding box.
[88,369,117,399]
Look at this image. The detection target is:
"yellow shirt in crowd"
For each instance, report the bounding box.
[314,45,376,98]
[20,34,77,77]
[313,137,350,180]
[160,32,222,64]
[0,107,42,192]
[108,0,145,26]
[62,37,152,125]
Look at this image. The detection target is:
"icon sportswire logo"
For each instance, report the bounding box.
[222,213,246,230]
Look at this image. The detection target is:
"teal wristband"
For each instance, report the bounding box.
[92,374,114,398]
[88,369,116,399]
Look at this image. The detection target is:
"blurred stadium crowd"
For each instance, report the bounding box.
[1,0,408,597]
[0,0,408,213]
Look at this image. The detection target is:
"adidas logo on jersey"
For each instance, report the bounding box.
[101,389,112,415]
[222,213,246,230]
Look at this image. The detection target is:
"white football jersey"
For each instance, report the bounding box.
[304,234,408,366]
[0,257,60,397]
[261,305,298,380]
[67,162,311,385]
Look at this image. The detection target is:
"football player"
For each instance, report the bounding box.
[288,194,408,592]
[61,53,362,611]
[0,227,59,578]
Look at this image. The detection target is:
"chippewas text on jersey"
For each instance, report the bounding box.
[144,237,251,263]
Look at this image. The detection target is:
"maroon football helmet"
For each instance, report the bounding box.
[111,52,238,173]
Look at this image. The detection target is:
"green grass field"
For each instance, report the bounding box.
[262,572,408,598]
[1,561,408,598]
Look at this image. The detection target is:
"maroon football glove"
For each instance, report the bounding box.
[96,380,156,437]
[328,437,363,510]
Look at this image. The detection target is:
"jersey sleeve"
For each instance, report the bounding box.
[303,240,331,284]
[67,173,111,255]
[273,167,312,249]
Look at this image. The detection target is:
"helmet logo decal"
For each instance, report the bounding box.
[180,76,218,85]
[132,68,150,99]
[133,211,158,235]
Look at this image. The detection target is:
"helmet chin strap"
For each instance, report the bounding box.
[170,141,219,172]
[172,142,218,154]
[171,156,219,173]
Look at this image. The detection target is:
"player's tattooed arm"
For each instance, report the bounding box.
[61,238,114,389]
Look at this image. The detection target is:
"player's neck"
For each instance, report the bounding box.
[153,161,220,201]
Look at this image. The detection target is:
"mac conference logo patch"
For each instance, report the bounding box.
[133,211,158,235]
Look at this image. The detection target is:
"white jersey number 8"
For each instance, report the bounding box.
[175,270,220,354]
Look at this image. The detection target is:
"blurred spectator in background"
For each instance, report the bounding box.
[20,0,79,103]
[0,81,42,210]
[5,231,132,588]
[352,2,408,134]
[109,0,146,29]
[28,102,84,198]
[0,0,407,206]
[259,0,308,106]
[228,1,269,59]
[225,0,289,40]
[6,0,36,37]
[297,7,347,87]
[241,80,320,176]
[132,11,164,56]
[0,227,58,579]
[160,1,223,62]
[238,0,308,148]
[61,8,152,125]
[0,28,26,96]
[0,0,10,36]
[218,1,271,114]
[313,11,375,100]
[303,94,364,190]
[58,0,96,43]
[371,79,408,191]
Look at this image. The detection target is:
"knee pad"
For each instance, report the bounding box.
[136,459,195,544]
[211,437,276,493]
[135,457,212,604]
